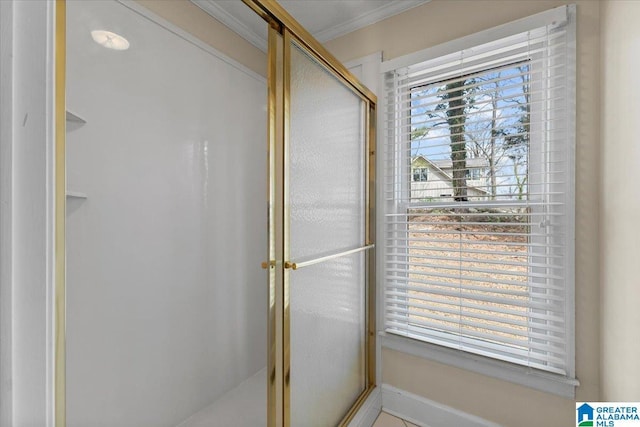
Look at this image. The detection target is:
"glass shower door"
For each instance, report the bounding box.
[285,35,370,426]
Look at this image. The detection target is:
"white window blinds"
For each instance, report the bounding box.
[383,6,575,376]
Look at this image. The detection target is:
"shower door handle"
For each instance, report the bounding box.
[284,244,374,271]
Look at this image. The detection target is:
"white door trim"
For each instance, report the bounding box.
[0,1,57,425]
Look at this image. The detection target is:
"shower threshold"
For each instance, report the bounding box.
[176,368,266,427]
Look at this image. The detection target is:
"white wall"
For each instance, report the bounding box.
[0,3,14,424]
[600,0,640,401]
[65,2,266,426]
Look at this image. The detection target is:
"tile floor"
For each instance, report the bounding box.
[372,411,420,427]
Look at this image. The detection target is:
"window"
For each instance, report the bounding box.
[465,168,482,181]
[413,167,428,182]
[382,6,575,381]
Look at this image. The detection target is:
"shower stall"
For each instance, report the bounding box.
[59,1,376,426]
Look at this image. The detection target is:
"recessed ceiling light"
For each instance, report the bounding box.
[91,30,130,51]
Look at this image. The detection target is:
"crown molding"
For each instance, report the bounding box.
[191,0,430,52]
[314,0,430,43]
[191,0,267,52]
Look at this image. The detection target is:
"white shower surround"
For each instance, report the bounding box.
[65,1,267,426]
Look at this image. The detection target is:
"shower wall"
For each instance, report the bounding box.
[66,2,266,426]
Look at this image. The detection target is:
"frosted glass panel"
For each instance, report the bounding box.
[290,253,366,425]
[289,43,366,260]
[288,40,368,426]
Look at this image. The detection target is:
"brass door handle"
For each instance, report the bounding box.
[260,260,297,269]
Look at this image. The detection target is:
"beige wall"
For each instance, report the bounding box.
[326,1,602,426]
[135,0,266,76]
[600,0,640,401]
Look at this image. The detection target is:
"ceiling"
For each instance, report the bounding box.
[192,0,430,51]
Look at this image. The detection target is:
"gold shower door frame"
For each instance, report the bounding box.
[53,0,376,425]
[249,1,377,425]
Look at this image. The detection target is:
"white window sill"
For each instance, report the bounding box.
[379,331,579,398]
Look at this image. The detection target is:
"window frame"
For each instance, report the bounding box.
[379,4,577,397]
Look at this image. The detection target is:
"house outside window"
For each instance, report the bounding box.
[382,5,576,393]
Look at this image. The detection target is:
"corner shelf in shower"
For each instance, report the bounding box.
[66,109,87,199]
[67,110,87,125]
[66,191,87,200]
[66,110,86,133]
